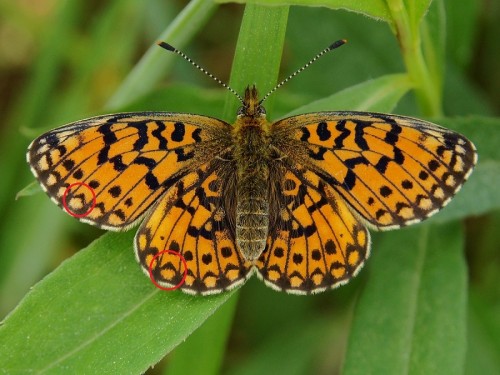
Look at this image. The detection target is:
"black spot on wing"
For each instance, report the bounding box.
[344,156,369,169]
[300,127,311,141]
[192,128,202,143]
[97,145,110,165]
[308,146,327,160]
[152,121,168,149]
[171,122,185,142]
[175,148,194,162]
[110,155,127,171]
[134,156,157,169]
[384,124,402,145]
[343,170,356,190]
[108,186,122,198]
[375,156,391,174]
[334,120,350,148]
[145,173,160,190]
[130,121,149,151]
[394,147,405,164]
[99,123,118,144]
[73,169,83,179]
[428,159,439,171]
[353,120,370,150]
[45,133,60,147]
[316,121,331,141]
[57,145,67,156]
[62,159,75,171]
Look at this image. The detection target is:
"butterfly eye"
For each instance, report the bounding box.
[257,105,266,116]
[237,106,247,116]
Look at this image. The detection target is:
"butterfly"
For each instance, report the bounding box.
[27,40,477,295]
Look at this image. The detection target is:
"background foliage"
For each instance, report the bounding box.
[0,0,498,374]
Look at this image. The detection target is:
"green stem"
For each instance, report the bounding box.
[106,0,217,110]
[386,0,442,116]
[223,4,289,121]
[165,5,289,374]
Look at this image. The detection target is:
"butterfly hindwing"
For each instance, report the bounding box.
[27,112,232,230]
[256,164,369,294]
[271,112,477,230]
[135,160,252,295]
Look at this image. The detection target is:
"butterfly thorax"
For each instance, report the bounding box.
[232,86,271,261]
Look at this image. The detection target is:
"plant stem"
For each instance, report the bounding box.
[386,0,443,116]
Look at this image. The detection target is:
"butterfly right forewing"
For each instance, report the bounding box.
[271,112,477,230]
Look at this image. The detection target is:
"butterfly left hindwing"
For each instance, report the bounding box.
[135,159,253,295]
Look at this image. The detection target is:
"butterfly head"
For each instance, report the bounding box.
[237,85,266,118]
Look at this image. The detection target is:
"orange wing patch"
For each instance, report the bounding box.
[27,113,231,230]
[257,167,369,294]
[272,112,477,230]
[135,161,252,295]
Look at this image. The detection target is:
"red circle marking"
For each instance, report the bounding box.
[148,250,188,291]
[62,182,96,218]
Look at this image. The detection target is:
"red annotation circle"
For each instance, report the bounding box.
[148,250,188,291]
[62,182,96,218]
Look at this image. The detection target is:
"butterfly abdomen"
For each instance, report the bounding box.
[233,116,271,261]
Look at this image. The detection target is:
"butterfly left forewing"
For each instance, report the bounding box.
[271,112,476,230]
[256,165,369,294]
[28,112,232,230]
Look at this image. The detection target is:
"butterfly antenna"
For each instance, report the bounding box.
[259,39,347,105]
[158,41,245,105]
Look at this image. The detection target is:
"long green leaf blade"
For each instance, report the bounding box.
[0,232,235,374]
[286,73,412,116]
[343,223,467,374]
[215,0,392,22]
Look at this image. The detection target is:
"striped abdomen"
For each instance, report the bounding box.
[233,118,271,261]
[236,175,269,260]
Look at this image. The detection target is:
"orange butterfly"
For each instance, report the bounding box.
[27,40,476,295]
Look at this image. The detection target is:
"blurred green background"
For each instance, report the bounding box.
[0,0,499,374]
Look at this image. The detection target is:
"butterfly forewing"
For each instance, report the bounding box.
[28,113,232,230]
[271,112,477,230]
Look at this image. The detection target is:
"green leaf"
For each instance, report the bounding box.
[420,0,446,107]
[466,293,500,375]
[225,316,335,375]
[343,222,467,374]
[215,0,392,23]
[0,232,236,374]
[402,0,433,31]
[15,181,42,200]
[444,0,481,69]
[164,294,239,375]
[1,0,148,318]
[106,0,218,110]
[286,73,412,116]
